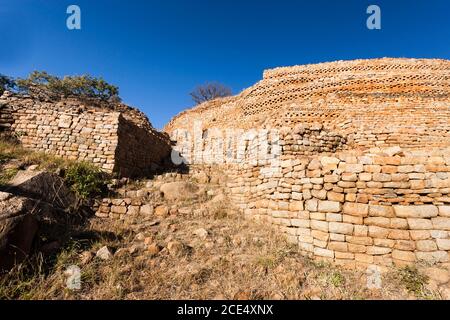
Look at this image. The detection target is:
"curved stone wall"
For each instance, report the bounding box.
[166,58,450,267]
[166,58,450,150]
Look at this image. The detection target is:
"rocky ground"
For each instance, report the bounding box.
[1,141,450,300]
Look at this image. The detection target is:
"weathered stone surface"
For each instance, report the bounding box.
[329,222,353,235]
[407,218,433,230]
[96,246,113,260]
[392,250,416,262]
[393,205,439,218]
[432,218,450,231]
[160,182,199,201]
[0,195,39,271]
[318,201,341,213]
[343,203,369,217]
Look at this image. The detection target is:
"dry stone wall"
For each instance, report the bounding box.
[0,92,171,177]
[227,147,450,269]
[166,58,450,268]
[0,102,13,137]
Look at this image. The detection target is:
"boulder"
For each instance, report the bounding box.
[0,194,39,271]
[1,171,79,271]
[160,182,199,201]
[96,246,113,260]
[9,170,75,208]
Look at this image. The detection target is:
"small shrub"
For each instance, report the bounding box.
[329,271,346,287]
[64,162,108,199]
[0,168,18,187]
[399,266,429,297]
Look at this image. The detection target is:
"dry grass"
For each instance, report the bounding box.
[0,139,71,176]
[1,200,440,300]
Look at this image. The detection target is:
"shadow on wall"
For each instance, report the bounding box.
[113,115,188,178]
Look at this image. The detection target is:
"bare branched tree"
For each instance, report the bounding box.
[190,82,232,105]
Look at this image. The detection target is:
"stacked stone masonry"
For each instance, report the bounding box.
[0,92,171,177]
[165,58,450,268]
[0,102,13,137]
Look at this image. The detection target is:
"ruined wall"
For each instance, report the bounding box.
[0,92,171,176]
[166,58,450,268]
[0,102,13,137]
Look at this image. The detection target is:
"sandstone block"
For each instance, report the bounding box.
[329,222,354,235]
[392,250,416,262]
[343,203,369,217]
[291,219,310,228]
[432,217,450,231]
[368,226,389,239]
[436,239,450,250]
[366,246,392,255]
[438,206,450,217]
[394,205,438,218]
[416,240,438,252]
[311,220,328,232]
[407,218,433,230]
[305,199,318,212]
[416,251,449,264]
[318,200,341,213]
[311,230,329,242]
[314,247,334,258]
[328,242,348,252]
[364,217,390,228]
[327,191,345,202]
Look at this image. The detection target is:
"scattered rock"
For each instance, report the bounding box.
[193,228,209,240]
[155,205,169,217]
[147,243,161,256]
[140,204,153,215]
[134,232,146,241]
[233,290,251,300]
[0,195,39,271]
[96,246,113,261]
[26,164,39,171]
[167,240,185,256]
[178,207,192,215]
[114,248,128,258]
[128,244,143,254]
[79,251,94,265]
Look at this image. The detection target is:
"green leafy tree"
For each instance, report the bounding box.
[16,71,121,101]
[0,74,16,96]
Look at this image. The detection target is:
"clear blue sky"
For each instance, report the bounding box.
[1,0,450,129]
